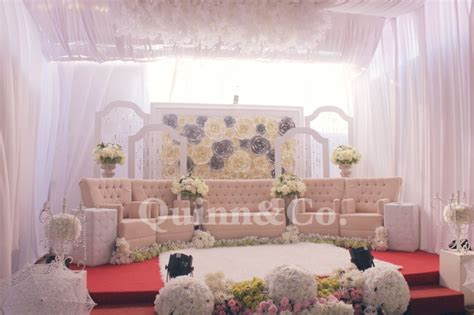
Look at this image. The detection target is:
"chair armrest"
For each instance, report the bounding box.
[341,199,356,214]
[376,198,390,215]
[126,201,154,218]
[332,198,341,214]
[98,204,123,223]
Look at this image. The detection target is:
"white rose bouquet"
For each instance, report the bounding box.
[271,173,306,198]
[443,202,472,225]
[46,213,82,241]
[172,174,209,198]
[94,142,126,165]
[331,145,361,165]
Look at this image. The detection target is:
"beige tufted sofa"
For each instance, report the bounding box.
[293,177,402,238]
[202,179,286,240]
[79,178,194,249]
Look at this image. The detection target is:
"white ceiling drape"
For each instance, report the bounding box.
[23,0,424,65]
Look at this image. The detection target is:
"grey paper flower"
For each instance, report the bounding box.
[250,136,271,155]
[210,156,224,171]
[256,123,266,135]
[196,116,208,127]
[267,148,275,163]
[212,140,234,159]
[239,139,251,149]
[271,167,286,179]
[224,116,236,128]
[278,117,296,135]
[181,124,204,145]
[162,114,178,129]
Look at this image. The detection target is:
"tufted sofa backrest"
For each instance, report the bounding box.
[79,178,132,207]
[344,177,402,213]
[303,178,345,212]
[131,179,175,207]
[206,179,273,212]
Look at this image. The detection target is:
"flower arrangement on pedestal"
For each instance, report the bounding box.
[331,145,361,178]
[270,173,306,198]
[441,191,473,252]
[172,173,209,199]
[93,142,125,178]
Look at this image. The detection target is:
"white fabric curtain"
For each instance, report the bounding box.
[0,0,47,278]
[352,0,473,253]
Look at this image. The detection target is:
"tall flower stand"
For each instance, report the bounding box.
[440,250,474,306]
[100,163,116,178]
[338,164,352,178]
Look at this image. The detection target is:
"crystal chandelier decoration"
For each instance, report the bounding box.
[111,0,332,56]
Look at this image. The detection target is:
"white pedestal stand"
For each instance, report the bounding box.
[440,249,474,306]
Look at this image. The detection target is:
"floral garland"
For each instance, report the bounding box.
[110,225,386,265]
[163,263,408,315]
[93,142,126,165]
[270,173,306,198]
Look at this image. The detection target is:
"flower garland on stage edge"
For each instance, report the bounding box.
[110,225,388,264]
[153,264,409,315]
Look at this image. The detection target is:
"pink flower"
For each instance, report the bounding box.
[302,299,311,309]
[353,303,363,315]
[243,309,253,315]
[280,297,290,307]
[268,304,278,315]
[294,303,302,312]
[228,299,237,308]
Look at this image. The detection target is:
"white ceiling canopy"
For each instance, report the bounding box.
[23,0,425,64]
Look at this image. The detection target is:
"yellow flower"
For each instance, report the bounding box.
[234,118,255,139]
[162,164,179,178]
[265,119,279,138]
[228,150,251,173]
[194,165,210,178]
[204,117,225,140]
[253,155,271,173]
[161,146,180,165]
[190,145,212,165]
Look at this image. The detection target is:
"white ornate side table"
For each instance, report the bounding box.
[440,250,474,305]
[383,202,420,252]
[72,208,117,266]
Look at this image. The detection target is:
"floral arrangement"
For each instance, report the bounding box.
[270,174,306,198]
[443,202,473,225]
[93,142,125,165]
[110,225,387,265]
[154,276,214,315]
[172,174,209,198]
[160,114,297,179]
[46,213,82,241]
[110,238,133,265]
[363,266,410,315]
[371,226,389,251]
[265,265,317,302]
[231,278,267,310]
[192,230,216,249]
[205,272,234,304]
[331,145,361,165]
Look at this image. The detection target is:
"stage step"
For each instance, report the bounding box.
[407,284,465,315]
[91,303,154,315]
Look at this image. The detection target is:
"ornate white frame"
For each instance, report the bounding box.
[94,101,150,177]
[274,127,329,178]
[305,106,353,145]
[128,124,188,178]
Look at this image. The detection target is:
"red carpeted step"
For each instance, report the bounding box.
[91,303,155,315]
[407,284,465,315]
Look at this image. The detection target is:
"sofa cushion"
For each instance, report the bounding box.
[339,213,383,231]
[118,218,157,239]
[80,178,132,207]
[205,211,284,226]
[206,179,273,212]
[343,177,401,213]
[303,178,345,212]
[131,179,176,208]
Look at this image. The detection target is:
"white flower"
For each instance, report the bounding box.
[334,265,364,289]
[192,230,216,249]
[204,272,234,303]
[281,225,300,244]
[271,173,306,198]
[363,266,410,315]
[94,142,126,165]
[154,276,214,315]
[331,145,361,165]
[443,202,473,224]
[46,213,82,241]
[172,174,209,198]
[371,226,388,251]
[110,238,133,264]
[265,265,317,303]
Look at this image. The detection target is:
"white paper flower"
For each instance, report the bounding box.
[192,230,216,249]
[265,265,317,302]
[46,213,82,241]
[154,276,214,315]
[363,267,410,315]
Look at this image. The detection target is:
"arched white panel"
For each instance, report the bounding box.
[128,124,188,179]
[275,127,329,178]
[305,106,353,145]
[95,101,150,177]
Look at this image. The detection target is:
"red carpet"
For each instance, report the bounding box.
[84,250,465,315]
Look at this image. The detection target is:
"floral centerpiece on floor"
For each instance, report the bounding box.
[93,142,126,178]
[331,145,361,178]
[172,174,209,199]
[270,173,306,198]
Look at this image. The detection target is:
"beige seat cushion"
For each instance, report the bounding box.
[118,219,157,239]
[339,213,383,238]
[294,212,340,236]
